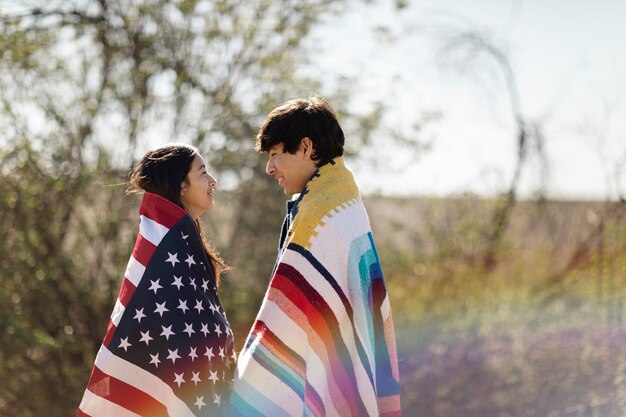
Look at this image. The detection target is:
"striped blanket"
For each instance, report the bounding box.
[77,192,235,417]
[228,158,401,417]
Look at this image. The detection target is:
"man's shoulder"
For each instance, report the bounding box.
[297,182,360,219]
[288,190,368,248]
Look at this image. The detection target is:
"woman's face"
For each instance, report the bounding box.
[180,154,217,220]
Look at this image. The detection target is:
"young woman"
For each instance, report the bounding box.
[77,144,235,417]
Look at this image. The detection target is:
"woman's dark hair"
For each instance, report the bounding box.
[127,144,227,287]
[255,96,345,166]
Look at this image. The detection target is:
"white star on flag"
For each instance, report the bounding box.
[214,323,222,337]
[133,308,146,323]
[191,371,201,386]
[118,337,132,352]
[167,348,181,364]
[201,279,209,292]
[149,353,160,368]
[213,393,221,407]
[183,322,195,337]
[218,347,225,359]
[185,254,196,267]
[148,279,163,294]
[139,330,153,345]
[208,301,219,315]
[165,252,179,267]
[189,346,198,361]
[171,275,184,289]
[189,277,197,290]
[200,323,210,336]
[177,298,189,313]
[194,299,204,313]
[154,301,169,317]
[160,325,175,340]
[204,346,214,361]
[208,370,219,384]
[174,372,185,387]
[195,396,205,410]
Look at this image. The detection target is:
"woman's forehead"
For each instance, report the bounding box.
[192,154,206,166]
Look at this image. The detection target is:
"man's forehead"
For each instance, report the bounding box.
[269,143,284,153]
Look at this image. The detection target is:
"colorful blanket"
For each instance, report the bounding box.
[78,192,235,417]
[228,158,401,417]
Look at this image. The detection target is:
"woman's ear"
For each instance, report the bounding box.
[180,181,188,194]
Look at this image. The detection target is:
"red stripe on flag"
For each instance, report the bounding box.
[102,321,116,348]
[140,193,185,229]
[118,278,137,307]
[87,365,169,417]
[132,234,157,267]
[76,409,91,417]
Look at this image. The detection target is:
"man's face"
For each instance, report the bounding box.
[266,141,317,195]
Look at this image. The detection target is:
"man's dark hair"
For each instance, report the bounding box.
[255,96,345,166]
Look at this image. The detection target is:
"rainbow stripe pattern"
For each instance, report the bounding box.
[228,158,401,417]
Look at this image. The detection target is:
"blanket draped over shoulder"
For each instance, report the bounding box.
[78,192,235,417]
[228,158,401,417]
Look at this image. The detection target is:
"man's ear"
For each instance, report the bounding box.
[301,137,313,159]
[180,181,188,194]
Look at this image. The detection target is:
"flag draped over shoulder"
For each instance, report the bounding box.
[227,158,401,417]
[78,192,235,417]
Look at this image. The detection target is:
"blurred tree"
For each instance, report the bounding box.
[435,27,552,269]
[436,24,626,308]
[0,0,425,415]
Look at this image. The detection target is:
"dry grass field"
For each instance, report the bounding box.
[364,196,626,416]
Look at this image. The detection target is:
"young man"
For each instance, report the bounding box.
[228,97,401,417]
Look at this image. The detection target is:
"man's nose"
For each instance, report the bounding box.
[266,159,275,176]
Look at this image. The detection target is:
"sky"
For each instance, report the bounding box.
[304,0,626,200]
[3,0,624,200]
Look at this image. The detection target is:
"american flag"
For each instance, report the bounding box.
[78,192,235,417]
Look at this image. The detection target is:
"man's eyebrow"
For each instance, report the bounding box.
[199,164,206,170]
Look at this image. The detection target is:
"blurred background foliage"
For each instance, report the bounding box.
[1,1,626,416]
